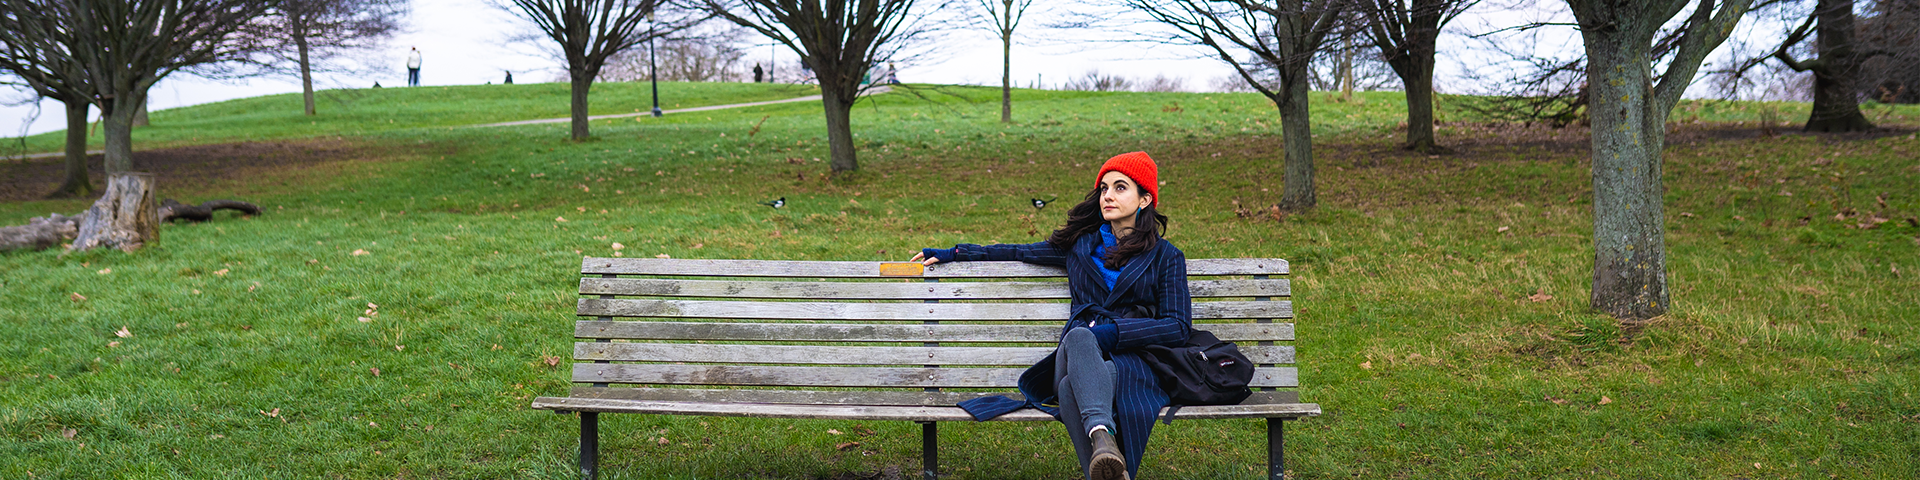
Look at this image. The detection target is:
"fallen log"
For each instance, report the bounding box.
[161,199,261,223]
[0,214,80,252]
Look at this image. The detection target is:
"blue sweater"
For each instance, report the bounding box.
[945,232,1193,477]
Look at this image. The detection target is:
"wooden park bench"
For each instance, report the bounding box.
[533,257,1318,480]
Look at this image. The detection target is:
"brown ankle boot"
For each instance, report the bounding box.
[1089,428,1129,480]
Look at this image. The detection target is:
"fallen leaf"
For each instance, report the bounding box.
[1359,361,1372,370]
[213,269,229,276]
[655,254,671,259]
[70,293,85,302]
[491,344,502,350]
[369,422,378,427]
[96,268,111,275]
[107,341,121,348]
[367,303,378,309]
[555,216,568,222]
[1679,212,1695,218]
[827,429,844,435]
[307,259,318,264]
[1599,396,1613,405]
[1528,289,1554,303]
[1546,395,1567,405]
[351,249,369,256]
[610,242,625,251]
[63,428,77,439]
[577,206,587,212]
[369,367,381,376]
[543,355,561,367]
[836,441,860,450]
[394,345,405,351]
[357,317,372,323]
[115,326,131,338]
[261,408,280,418]
[657,437,670,445]
[692,243,704,249]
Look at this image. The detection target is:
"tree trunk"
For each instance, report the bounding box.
[1585,34,1670,320]
[70,172,159,252]
[0,214,79,252]
[1277,60,1316,211]
[131,98,150,127]
[569,74,593,140]
[820,85,859,173]
[1804,0,1874,132]
[1001,28,1013,123]
[1403,64,1437,152]
[49,99,94,198]
[102,92,142,173]
[1405,35,1436,151]
[297,28,316,116]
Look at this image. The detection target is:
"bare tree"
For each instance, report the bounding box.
[971,0,1035,122]
[1857,0,1919,103]
[506,0,699,140]
[1119,0,1345,211]
[269,0,408,116]
[1768,0,1885,131]
[0,15,95,198]
[700,0,946,173]
[600,23,751,81]
[1,0,276,251]
[1355,0,1476,152]
[1566,0,1751,319]
[1063,69,1134,91]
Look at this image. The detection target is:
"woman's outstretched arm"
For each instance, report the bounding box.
[910,241,1068,267]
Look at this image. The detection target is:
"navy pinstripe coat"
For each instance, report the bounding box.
[949,232,1193,477]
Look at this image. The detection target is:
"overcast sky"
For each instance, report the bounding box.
[2,0,1760,139]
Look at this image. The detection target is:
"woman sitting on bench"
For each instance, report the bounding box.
[911,151,1192,480]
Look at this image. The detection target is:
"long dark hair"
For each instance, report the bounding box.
[1046,185,1170,269]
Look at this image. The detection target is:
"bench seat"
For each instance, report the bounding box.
[536,257,1316,480]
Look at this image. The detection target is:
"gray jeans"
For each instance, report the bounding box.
[1055,327,1116,476]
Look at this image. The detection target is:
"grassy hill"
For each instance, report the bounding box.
[1,84,1917,479]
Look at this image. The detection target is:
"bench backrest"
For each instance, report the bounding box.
[569,257,1298,406]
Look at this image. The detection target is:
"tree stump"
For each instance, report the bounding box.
[70,172,159,252]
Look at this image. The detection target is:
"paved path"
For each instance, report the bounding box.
[5,149,103,161]
[468,85,890,128]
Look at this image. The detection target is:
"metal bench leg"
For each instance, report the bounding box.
[1267,418,1286,480]
[581,412,600,480]
[920,421,938,480]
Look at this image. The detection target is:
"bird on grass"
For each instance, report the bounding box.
[1030,197,1057,210]
[759,197,786,209]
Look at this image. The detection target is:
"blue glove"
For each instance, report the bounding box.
[1088,324,1119,352]
[920,247,956,263]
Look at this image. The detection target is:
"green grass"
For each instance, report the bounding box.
[2,83,1918,479]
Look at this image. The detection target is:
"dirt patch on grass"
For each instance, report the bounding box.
[0,139,413,202]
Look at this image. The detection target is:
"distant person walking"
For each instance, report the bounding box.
[505,71,514,84]
[886,62,899,85]
[406,47,422,86]
[752,64,764,83]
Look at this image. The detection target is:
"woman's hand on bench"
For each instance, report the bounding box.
[911,248,953,266]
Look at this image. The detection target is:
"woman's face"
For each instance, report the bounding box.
[1098,170,1153,225]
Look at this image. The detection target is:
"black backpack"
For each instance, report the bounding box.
[1139,329,1255,417]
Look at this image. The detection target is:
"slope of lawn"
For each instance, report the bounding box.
[1,84,1917,479]
[4,81,825,154]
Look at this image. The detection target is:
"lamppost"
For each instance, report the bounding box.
[648,13,661,117]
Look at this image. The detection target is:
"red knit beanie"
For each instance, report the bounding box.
[1096,151,1159,208]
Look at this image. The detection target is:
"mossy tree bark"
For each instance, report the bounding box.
[1568,0,1750,320]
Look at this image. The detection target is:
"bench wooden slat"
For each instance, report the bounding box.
[577,299,1294,321]
[582,257,1290,277]
[573,343,1296,365]
[573,321,1297,342]
[567,386,1300,406]
[572,364,1299,388]
[578,278,1290,300]
[533,396,1321,421]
